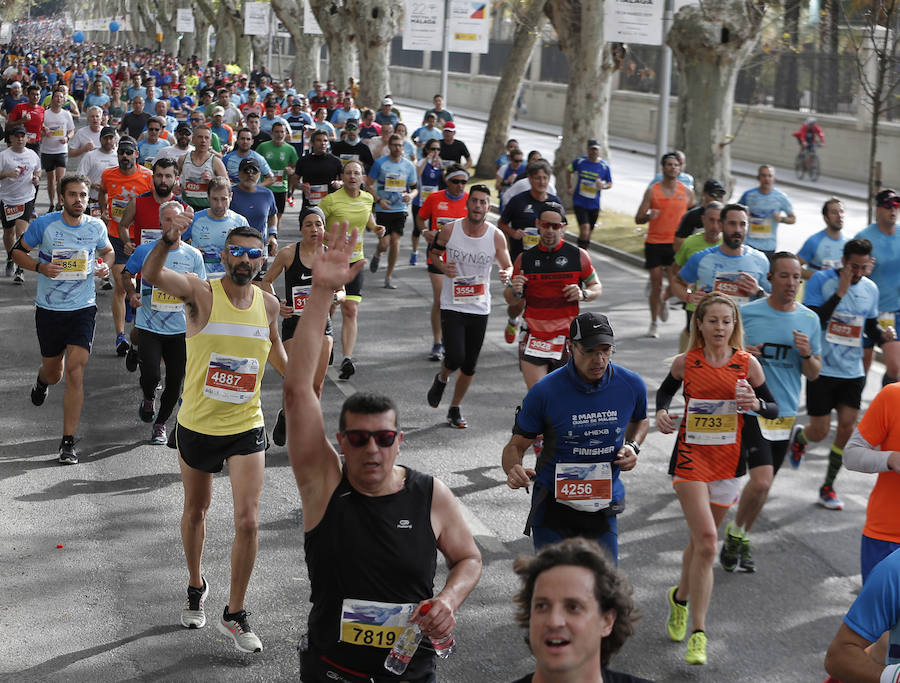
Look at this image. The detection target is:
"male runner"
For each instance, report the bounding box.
[255,121,298,232]
[39,89,75,211]
[177,125,227,212]
[330,119,374,173]
[293,129,343,210]
[222,127,273,184]
[738,165,796,255]
[567,139,612,249]
[183,178,250,279]
[229,157,278,257]
[0,124,41,282]
[797,197,847,279]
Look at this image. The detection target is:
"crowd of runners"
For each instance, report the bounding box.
[3,24,900,683]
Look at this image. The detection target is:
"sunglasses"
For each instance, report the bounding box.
[880,199,900,209]
[118,149,136,155]
[228,245,263,259]
[341,429,399,448]
[539,220,565,230]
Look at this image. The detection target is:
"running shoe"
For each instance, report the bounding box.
[58,437,78,465]
[139,397,155,423]
[272,408,286,447]
[645,322,659,339]
[818,485,844,511]
[150,424,167,446]
[427,373,446,408]
[5,259,13,277]
[447,406,467,429]
[116,333,130,357]
[429,343,444,361]
[384,277,397,289]
[504,320,518,344]
[13,267,23,284]
[287,194,294,207]
[31,376,48,406]
[409,252,417,266]
[369,253,380,273]
[180,578,209,629]
[338,357,355,380]
[739,537,756,572]
[218,607,263,653]
[101,276,113,291]
[788,424,806,469]
[659,300,669,322]
[666,586,688,642]
[125,346,139,372]
[719,522,742,573]
[685,630,707,665]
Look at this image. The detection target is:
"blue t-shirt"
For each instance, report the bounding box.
[25,212,110,311]
[369,156,418,213]
[568,156,612,210]
[230,184,277,239]
[515,360,647,513]
[330,107,361,126]
[137,139,171,167]
[844,547,900,663]
[737,187,794,252]
[258,114,290,136]
[125,241,206,335]
[84,93,110,109]
[679,245,771,303]
[856,223,900,313]
[740,298,822,417]
[222,150,273,183]
[184,209,250,278]
[411,126,442,158]
[797,229,848,272]
[804,269,880,379]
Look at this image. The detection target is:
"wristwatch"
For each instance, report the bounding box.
[625,440,640,455]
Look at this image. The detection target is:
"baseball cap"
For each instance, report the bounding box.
[344,118,359,130]
[6,124,26,136]
[587,138,601,149]
[175,122,192,134]
[876,189,900,207]
[702,179,726,197]
[100,126,117,138]
[211,106,225,117]
[443,121,456,131]
[382,97,393,106]
[538,200,566,220]
[239,157,260,173]
[117,135,138,151]
[570,312,615,348]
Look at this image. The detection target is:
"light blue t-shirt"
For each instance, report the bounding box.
[258,114,290,135]
[797,229,848,272]
[369,156,417,213]
[222,150,273,183]
[844,547,900,663]
[125,241,206,334]
[330,107,360,126]
[740,298,822,417]
[412,126,442,158]
[738,187,794,252]
[856,223,900,313]
[137,138,171,167]
[183,209,250,279]
[25,212,111,311]
[804,268,880,379]
[679,245,771,303]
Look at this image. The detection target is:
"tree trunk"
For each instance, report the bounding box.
[191,0,215,64]
[668,0,767,197]
[545,0,623,207]
[136,0,158,49]
[309,0,357,86]
[153,0,180,55]
[271,0,322,85]
[475,0,547,178]
[773,0,800,109]
[346,0,401,107]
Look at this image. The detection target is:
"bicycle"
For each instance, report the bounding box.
[794,144,821,181]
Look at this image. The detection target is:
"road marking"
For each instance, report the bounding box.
[457,500,506,554]
[327,367,356,398]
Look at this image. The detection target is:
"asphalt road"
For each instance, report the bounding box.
[0,107,887,681]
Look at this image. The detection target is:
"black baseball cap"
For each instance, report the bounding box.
[6,124,26,136]
[175,122,192,134]
[876,189,899,207]
[587,138,601,149]
[239,157,260,173]
[538,201,567,221]
[344,118,359,130]
[117,135,138,151]
[99,126,117,138]
[703,179,726,197]
[570,312,615,348]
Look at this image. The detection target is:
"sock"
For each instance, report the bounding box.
[673,593,687,607]
[435,373,447,385]
[508,317,518,326]
[824,444,843,488]
[691,629,705,635]
[35,374,48,389]
[795,428,808,446]
[883,374,897,386]
[62,434,74,444]
[343,356,351,362]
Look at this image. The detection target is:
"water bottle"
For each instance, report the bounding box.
[431,633,456,659]
[735,373,753,413]
[384,604,431,674]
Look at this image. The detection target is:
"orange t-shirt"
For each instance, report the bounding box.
[670,347,750,482]
[858,384,900,543]
[100,166,154,237]
[646,180,692,244]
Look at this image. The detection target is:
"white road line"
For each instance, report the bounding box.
[457,500,506,554]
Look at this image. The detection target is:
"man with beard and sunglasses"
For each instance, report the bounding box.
[12,174,113,465]
[141,222,286,654]
[283,222,482,682]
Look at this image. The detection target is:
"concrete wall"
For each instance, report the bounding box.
[388,66,898,187]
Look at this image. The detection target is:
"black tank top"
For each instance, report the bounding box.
[304,466,438,677]
[283,242,313,303]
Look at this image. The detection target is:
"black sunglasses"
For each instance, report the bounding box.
[341,429,399,448]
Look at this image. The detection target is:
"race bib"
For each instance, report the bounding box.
[291,285,310,315]
[4,203,25,221]
[384,174,405,191]
[524,334,566,360]
[826,312,864,347]
[758,415,795,441]
[420,184,438,202]
[579,179,598,199]
[203,352,259,404]
[26,131,36,141]
[111,198,128,220]
[272,169,284,184]
[89,202,102,218]
[144,159,154,169]
[184,179,208,199]
[878,311,897,331]
[555,462,612,512]
[339,598,416,650]
[51,248,90,280]
[821,258,841,270]
[50,126,65,138]
[290,129,303,143]
[713,271,749,304]
[306,184,327,205]
[749,213,775,238]
[523,227,539,249]
[685,397,738,445]
[151,286,183,312]
[140,228,162,243]
[452,275,486,304]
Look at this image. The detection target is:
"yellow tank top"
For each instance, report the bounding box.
[178,278,272,435]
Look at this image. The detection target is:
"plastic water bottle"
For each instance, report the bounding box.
[384,604,431,674]
[431,633,456,658]
[735,373,753,413]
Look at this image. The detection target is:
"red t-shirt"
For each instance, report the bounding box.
[420,190,468,266]
[9,103,45,143]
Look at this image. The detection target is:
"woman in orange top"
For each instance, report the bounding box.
[655,292,777,665]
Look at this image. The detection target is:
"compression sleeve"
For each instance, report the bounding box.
[844,428,892,473]
[753,382,778,419]
[809,293,842,325]
[865,317,883,345]
[655,373,682,412]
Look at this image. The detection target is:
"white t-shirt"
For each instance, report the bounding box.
[70,126,108,154]
[76,149,118,200]
[155,143,193,163]
[40,108,75,155]
[0,147,40,205]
